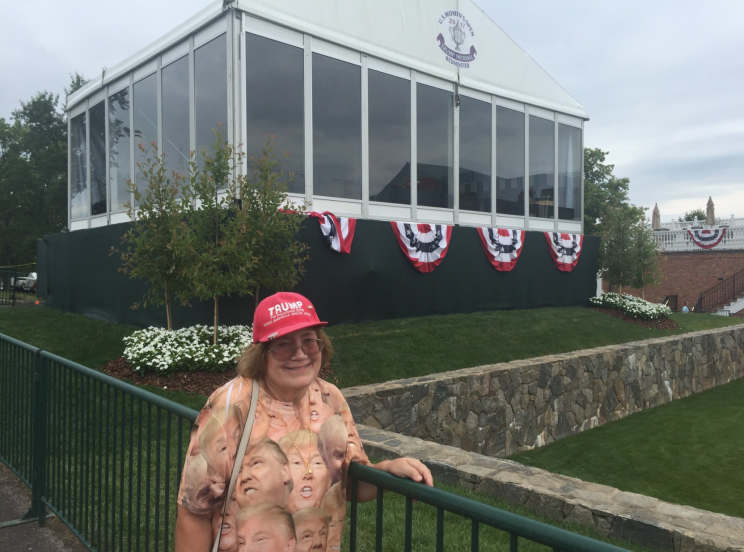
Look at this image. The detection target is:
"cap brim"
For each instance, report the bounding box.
[256,320,328,343]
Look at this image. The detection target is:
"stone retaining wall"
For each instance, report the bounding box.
[357,426,744,552]
[343,326,744,457]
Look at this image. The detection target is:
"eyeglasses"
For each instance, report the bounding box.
[267,338,325,361]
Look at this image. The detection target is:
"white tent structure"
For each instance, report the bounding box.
[66,0,587,233]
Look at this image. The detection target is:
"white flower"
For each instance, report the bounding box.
[123,324,253,375]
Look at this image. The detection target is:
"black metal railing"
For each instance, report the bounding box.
[348,462,632,552]
[662,295,678,312]
[695,267,744,313]
[2,332,633,552]
[0,268,17,306]
[0,333,198,551]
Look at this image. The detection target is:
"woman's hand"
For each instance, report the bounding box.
[381,457,434,487]
[351,457,434,502]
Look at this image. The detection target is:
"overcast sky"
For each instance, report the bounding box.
[2,0,742,221]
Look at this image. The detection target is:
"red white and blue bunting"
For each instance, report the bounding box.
[477,228,526,272]
[308,211,356,254]
[544,232,583,272]
[390,222,453,273]
[687,227,726,249]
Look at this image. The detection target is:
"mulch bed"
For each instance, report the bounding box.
[101,357,336,396]
[592,307,679,330]
[102,357,235,395]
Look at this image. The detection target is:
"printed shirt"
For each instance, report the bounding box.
[177,376,369,552]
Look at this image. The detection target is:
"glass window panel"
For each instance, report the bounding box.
[108,88,131,213]
[70,113,88,220]
[195,35,227,167]
[496,106,525,216]
[369,70,410,204]
[89,101,107,216]
[312,53,361,199]
[162,55,190,177]
[133,73,158,194]
[558,124,582,221]
[458,96,491,213]
[246,34,304,194]
[528,115,555,219]
[417,84,453,209]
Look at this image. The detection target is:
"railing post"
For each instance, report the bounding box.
[27,350,49,526]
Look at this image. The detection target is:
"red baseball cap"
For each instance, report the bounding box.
[252,292,327,343]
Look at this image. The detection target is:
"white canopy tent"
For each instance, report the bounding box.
[67,0,587,233]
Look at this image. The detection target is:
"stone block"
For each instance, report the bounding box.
[525,492,566,521]
[609,516,675,552]
[565,503,595,526]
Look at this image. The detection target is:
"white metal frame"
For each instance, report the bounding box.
[366,57,413,222]
[457,89,493,225]
[67,4,588,234]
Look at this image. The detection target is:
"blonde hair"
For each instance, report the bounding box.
[236,503,295,540]
[278,430,318,457]
[320,482,345,514]
[236,328,334,380]
[318,415,347,458]
[292,507,331,527]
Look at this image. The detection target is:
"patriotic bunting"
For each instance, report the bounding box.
[308,211,356,254]
[390,222,453,273]
[477,228,526,272]
[544,232,583,272]
[688,227,726,249]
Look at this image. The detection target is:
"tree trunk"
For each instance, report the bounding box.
[641,287,645,300]
[164,284,172,331]
[213,295,219,346]
[254,283,260,311]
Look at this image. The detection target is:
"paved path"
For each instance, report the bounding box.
[0,463,87,552]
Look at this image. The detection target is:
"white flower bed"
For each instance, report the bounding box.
[123,325,253,373]
[590,292,672,321]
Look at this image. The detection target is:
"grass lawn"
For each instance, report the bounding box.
[342,467,653,552]
[509,376,744,519]
[325,308,742,388]
[0,305,741,394]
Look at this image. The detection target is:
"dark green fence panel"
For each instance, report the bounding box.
[347,462,633,552]
[0,333,198,552]
[0,334,34,483]
[0,268,17,306]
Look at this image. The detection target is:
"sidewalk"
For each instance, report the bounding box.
[0,463,87,552]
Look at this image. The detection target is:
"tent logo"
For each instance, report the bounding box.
[436,10,476,68]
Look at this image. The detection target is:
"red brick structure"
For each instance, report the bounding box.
[604,250,744,310]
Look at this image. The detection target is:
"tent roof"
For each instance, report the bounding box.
[68,0,587,119]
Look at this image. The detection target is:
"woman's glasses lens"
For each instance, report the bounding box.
[269,339,324,360]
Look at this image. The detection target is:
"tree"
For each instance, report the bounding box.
[598,203,644,295]
[583,148,631,235]
[65,73,89,98]
[113,143,193,330]
[678,208,705,222]
[631,221,662,299]
[185,131,258,344]
[0,91,67,266]
[241,138,309,308]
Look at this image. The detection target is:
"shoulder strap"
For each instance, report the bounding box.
[212,378,260,552]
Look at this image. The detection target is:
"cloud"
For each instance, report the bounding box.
[3,0,742,219]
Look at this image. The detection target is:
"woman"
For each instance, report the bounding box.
[175,292,433,552]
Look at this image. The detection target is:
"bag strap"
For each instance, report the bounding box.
[211,378,260,552]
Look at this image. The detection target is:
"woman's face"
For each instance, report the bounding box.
[264,329,322,396]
